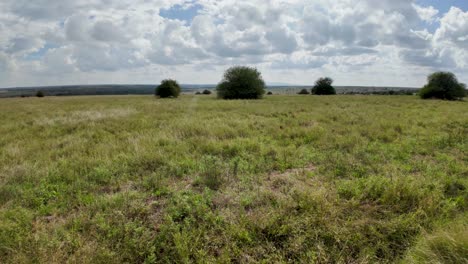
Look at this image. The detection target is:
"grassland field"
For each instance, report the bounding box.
[0,95,467,263]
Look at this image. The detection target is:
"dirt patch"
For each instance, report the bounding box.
[268,164,316,178]
[211,164,319,218]
[146,195,167,231]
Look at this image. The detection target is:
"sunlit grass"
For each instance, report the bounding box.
[0,95,466,263]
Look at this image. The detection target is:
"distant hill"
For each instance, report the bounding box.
[0,84,419,98]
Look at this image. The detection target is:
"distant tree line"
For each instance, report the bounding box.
[155,69,466,100]
[3,69,463,100]
[342,90,416,95]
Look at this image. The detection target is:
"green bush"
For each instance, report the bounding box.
[267,91,273,95]
[216,66,266,99]
[312,77,336,95]
[420,72,466,100]
[155,79,181,98]
[202,89,212,95]
[36,91,45,97]
[298,88,310,95]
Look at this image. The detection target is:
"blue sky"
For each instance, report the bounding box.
[160,4,202,23]
[418,0,468,12]
[1,0,467,88]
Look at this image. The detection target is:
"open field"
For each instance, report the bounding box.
[0,95,467,263]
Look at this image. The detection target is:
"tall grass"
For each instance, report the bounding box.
[403,216,468,263]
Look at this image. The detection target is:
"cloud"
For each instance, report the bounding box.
[0,52,15,71]
[313,46,378,56]
[0,0,467,87]
[91,20,127,43]
[265,26,298,54]
[434,7,468,49]
[412,4,439,23]
[65,15,90,42]
[5,37,44,54]
[9,0,79,20]
[41,46,76,73]
[399,48,456,68]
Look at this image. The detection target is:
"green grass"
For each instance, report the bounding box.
[0,95,466,263]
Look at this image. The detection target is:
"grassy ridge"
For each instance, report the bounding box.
[0,95,466,263]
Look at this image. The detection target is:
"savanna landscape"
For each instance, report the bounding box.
[2,1,468,263]
[1,92,466,263]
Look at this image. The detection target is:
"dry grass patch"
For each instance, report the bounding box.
[35,108,137,126]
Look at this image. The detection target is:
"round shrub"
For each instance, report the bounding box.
[298,88,310,95]
[419,72,466,100]
[312,77,336,95]
[202,89,212,95]
[267,91,273,95]
[36,91,45,97]
[216,66,266,99]
[155,79,181,98]
[195,91,201,95]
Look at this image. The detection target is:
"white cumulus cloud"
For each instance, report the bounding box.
[0,0,467,87]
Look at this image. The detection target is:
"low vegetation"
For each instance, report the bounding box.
[403,215,468,263]
[35,91,45,97]
[0,95,466,263]
[155,79,181,98]
[216,66,266,99]
[344,89,416,95]
[420,72,466,100]
[298,88,310,95]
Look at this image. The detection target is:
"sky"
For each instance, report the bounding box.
[1,0,468,88]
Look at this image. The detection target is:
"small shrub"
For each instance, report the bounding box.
[216,66,266,99]
[198,156,224,190]
[298,88,310,95]
[267,91,273,95]
[36,91,45,97]
[312,77,336,95]
[420,72,466,100]
[202,89,212,95]
[155,79,181,98]
[444,181,466,197]
[195,91,201,95]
